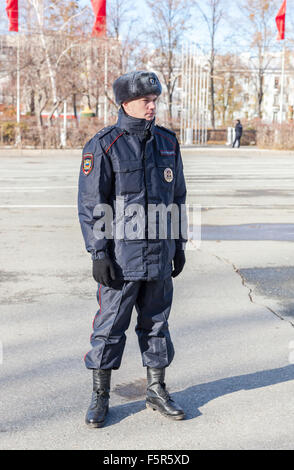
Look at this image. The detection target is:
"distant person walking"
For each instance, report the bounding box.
[232,120,243,148]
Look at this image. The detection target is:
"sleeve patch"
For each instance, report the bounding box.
[82,153,94,175]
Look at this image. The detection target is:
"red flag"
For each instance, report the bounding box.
[91,0,106,37]
[6,0,18,32]
[276,0,286,40]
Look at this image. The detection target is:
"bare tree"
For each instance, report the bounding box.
[238,0,280,119]
[81,38,120,118]
[27,0,89,124]
[145,0,192,125]
[214,54,243,125]
[107,0,140,74]
[194,0,224,129]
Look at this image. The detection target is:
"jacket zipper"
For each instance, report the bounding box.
[142,130,150,241]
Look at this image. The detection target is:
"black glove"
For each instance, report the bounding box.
[92,258,116,287]
[171,251,186,278]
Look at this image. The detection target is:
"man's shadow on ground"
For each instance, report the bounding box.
[105,365,294,426]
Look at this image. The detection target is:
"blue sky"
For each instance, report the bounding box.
[79,0,288,54]
[1,0,292,53]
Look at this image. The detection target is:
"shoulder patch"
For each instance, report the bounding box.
[155,125,176,136]
[96,126,125,154]
[154,126,177,149]
[82,153,94,176]
[96,126,116,140]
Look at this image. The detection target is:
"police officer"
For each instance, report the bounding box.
[78,71,187,428]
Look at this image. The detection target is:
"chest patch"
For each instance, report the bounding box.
[164,167,173,183]
[160,150,176,156]
[82,153,94,176]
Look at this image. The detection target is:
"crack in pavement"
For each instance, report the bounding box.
[199,248,294,328]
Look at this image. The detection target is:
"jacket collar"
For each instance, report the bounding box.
[116,106,155,136]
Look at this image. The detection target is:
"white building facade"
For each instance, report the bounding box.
[224,51,294,125]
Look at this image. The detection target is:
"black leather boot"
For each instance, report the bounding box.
[146,367,185,420]
[85,369,111,428]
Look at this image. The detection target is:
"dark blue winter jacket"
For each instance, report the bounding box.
[235,123,243,138]
[78,107,187,281]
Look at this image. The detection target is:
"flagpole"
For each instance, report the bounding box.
[279,40,285,124]
[16,28,21,146]
[5,0,21,145]
[275,0,287,124]
[104,40,108,126]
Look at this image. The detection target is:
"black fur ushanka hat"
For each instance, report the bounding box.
[113,71,162,105]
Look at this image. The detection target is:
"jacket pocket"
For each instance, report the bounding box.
[112,160,144,195]
[116,239,144,272]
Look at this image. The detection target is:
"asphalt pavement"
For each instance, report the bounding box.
[0,146,294,450]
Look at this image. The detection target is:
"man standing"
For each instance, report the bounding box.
[232,119,243,148]
[78,71,187,428]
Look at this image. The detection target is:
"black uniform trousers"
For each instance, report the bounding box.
[232,136,241,148]
[84,277,175,370]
